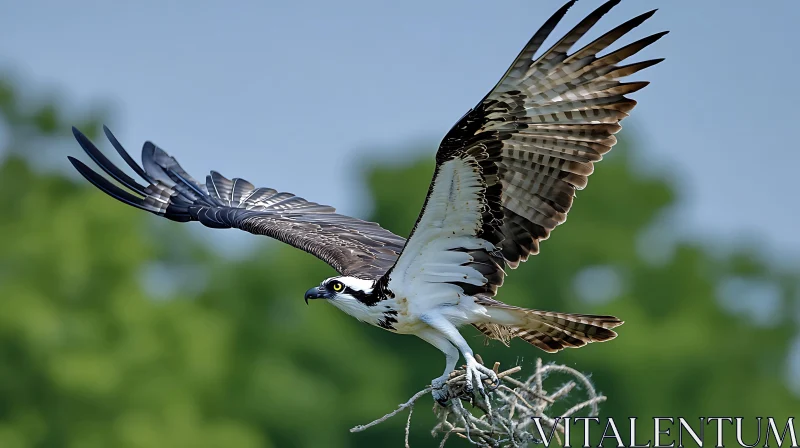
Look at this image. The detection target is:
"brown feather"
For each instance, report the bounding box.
[474,295,623,353]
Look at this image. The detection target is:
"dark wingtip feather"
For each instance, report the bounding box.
[604,58,665,78]
[146,141,170,159]
[68,156,156,212]
[562,0,578,11]
[541,0,580,38]
[484,0,579,99]
[141,141,157,169]
[139,140,208,199]
[531,0,623,70]
[595,0,623,16]
[142,141,156,157]
[571,0,622,37]
[652,30,670,40]
[566,7,662,64]
[549,0,578,18]
[140,141,175,185]
[634,9,659,28]
[71,126,148,196]
[581,0,623,27]
[103,125,153,183]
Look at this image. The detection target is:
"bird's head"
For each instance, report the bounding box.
[304,276,378,315]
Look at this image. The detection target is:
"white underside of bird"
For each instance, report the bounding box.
[324,159,565,401]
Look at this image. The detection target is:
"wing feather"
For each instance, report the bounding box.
[70,127,405,278]
[382,0,665,300]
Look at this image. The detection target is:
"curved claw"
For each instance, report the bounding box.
[433,390,450,407]
[484,373,501,392]
[435,396,450,407]
[431,377,451,406]
[464,381,475,396]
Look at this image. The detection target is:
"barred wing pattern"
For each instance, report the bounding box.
[68,127,406,278]
[461,0,666,268]
[384,0,665,301]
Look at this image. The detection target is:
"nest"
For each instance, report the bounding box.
[351,356,606,447]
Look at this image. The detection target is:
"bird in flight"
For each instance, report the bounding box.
[69,0,665,404]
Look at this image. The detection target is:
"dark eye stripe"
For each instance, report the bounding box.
[344,286,377,305]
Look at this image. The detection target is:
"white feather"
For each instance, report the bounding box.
[387,157,494,323]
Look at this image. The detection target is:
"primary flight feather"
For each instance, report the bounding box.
[69,0,665,403]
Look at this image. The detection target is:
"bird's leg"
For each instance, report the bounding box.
[416,328,459,405]
[420,314,499,398]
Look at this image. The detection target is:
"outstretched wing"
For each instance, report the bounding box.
[381,0,665,302]
[68,127,406,278]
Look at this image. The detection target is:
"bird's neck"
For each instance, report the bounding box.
[328,293,391,325]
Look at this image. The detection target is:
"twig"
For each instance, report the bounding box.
[350,387,432,433]
[561,396,607,419]
[405,401,414,448]
[351,358,607,447]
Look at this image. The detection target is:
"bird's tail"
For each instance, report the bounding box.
[472,299,623,353]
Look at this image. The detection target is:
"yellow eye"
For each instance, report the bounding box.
[331,281,344,292]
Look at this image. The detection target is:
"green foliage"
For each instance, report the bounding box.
[0,77,798,447]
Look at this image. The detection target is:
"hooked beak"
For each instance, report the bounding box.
[304,286,328,305]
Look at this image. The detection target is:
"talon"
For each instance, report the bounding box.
[462,358,498,402]
[431,377,450,406]
[483,371,501,391]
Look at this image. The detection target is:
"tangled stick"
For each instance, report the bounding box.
[351,356,606,447]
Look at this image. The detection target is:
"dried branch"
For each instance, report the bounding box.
[350,387,432,433]
[351,357,607,447]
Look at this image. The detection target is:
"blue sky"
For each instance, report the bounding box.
[2,0,799,261]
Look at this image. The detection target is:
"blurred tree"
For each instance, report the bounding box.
[0,78,405,448]
[0,75,797,447]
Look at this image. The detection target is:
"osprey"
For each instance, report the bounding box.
[68,0,665,404]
